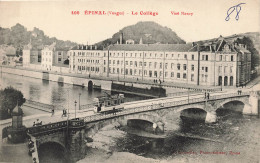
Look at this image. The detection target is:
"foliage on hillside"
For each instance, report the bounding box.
[95,21,186,49]
[0,23,77,55]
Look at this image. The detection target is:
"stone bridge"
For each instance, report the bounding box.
[25,90,259,162]
[83,91,258,136]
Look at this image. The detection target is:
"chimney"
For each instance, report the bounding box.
[120,33,123,44]
[192,42,195,47]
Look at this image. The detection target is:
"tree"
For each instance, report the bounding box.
[64,58,69,65]
[0,87,26,120]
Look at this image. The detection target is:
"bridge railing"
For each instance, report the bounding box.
[83,91,250,122]
[27,120,68,135]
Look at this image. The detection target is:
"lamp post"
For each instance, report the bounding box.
[74,100,77,119]
[78,93,81,110]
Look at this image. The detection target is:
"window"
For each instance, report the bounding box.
[202,67,204,70]
[126,61,128,65]
[144,70,147,76]
[183,73,187,79]
[171,63,174,69]
[231,55,234,61]
[117,60,120,65]
[160,71,162,77]
[192,55,194,60]
[224,66,227,73]
[149,62,152,68]
[219,55,222,61]
[205,75,208,82]
[230,66,233,73]
[184,54,187,59]
[202,55,205,60]
[171,72,174,77]
[113,60,115,65]
[177,73,180,78]
[165,72,168,77]
[135,61,137,67]
[183,64,187,70]
[165,63,168,69]
[191,74,194,81]
[154,62,157,68]
[205,67,208,72]
[206,55,208,61]
[130,61,133,66]
[58,58,61,62]
[219,66,222,73]
[191,65,194,71]
[154,71,157,77]
[144,62,147,67]
[160,62,162,69]
[177,64,180,70]
[225,55,228,61]
[139,62,142,67]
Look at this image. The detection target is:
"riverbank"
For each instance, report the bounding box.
[0,65,223,92]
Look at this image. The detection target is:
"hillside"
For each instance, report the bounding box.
[95,21,186,49]
[0,23,77,53]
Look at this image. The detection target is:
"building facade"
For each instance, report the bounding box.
[41,42,56,71]
[68,45,104,76]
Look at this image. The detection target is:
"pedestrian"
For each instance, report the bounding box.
[205,92,207,99]
[51,108,54,116]
[207,93,210,99]
[113,107,116,115]
[237,90,239,95]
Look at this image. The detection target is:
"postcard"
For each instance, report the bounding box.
[0,0,259,163]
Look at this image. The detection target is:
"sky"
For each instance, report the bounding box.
[0,0,259,44]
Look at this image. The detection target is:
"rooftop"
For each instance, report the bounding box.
[105,44,198,52]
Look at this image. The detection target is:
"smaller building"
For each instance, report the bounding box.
[41,42,56,71]
[0,45,16,66]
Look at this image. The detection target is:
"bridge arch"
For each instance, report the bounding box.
[215,98,248,111]
[85,113,165,137]
[88,80,93,90]
[38,141,68,163]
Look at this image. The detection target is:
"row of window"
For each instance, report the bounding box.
[105,60,195,71]
[71,51,101,57]
[219,55,234,61]
[218,66,233,73]
[77,59,100,64]
[76,66,100,72]
[104,67,195,79]
[105,52,195,60]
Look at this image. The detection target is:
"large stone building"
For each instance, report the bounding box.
[23,35,251,88]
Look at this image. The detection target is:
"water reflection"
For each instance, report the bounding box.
[0,73,147,111]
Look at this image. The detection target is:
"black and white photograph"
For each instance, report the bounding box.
[0,0,259,162]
